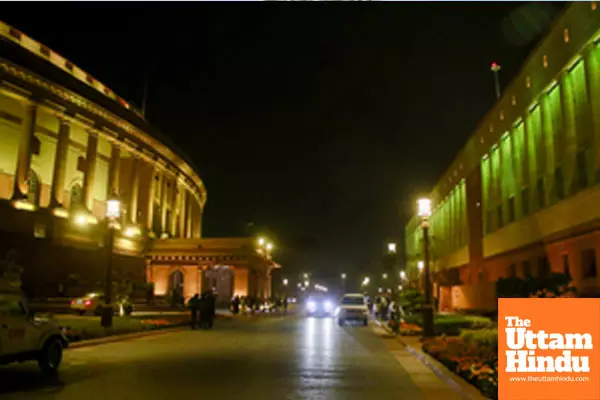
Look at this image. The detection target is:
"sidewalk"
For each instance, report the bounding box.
[371,321,487,400]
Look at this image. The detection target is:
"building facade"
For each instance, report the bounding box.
[0,22,277,301]
[405,3,600,311]
[147,238,280,305]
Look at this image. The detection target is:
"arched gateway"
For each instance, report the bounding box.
[146,237,280,306]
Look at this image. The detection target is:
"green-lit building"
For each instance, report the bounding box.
[405,3,600,311]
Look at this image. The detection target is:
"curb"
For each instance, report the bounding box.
[68,325,188,349]
[67,313,233,350]
[373,320,489,400]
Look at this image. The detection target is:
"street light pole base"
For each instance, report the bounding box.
[100,306,113,328]
[421,304,435,338]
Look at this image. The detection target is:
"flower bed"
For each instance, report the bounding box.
[422,329,498,399]
[58,315,190,343]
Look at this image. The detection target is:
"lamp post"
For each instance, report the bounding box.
[491,62,502,100]
[417,197,434,338]
[102,193,121,328]
[341,273,346,293]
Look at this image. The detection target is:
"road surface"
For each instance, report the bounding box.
[1,316,444,399]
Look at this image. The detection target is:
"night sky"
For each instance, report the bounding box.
[2,2,564,288]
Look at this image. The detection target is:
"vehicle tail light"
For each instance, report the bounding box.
[85,300,92,306]
[70,300,75,305]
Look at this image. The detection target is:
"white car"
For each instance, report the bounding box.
[0,292,69,373]
[70,292,133,316]
[337,293,369,326]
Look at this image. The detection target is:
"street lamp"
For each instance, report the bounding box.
[303,273,309,279]
[361,277,370,286]
[258,237,265,246]
[102,193,121,328]
[341,273,346,279]
[400,271,407,280]
[283,278,288,286]
[387,242,396,254]
[418,261,424,272]
[304,280,310,287]
[382,273,388,279]
[417,197,434,338]
[340,273,346,293]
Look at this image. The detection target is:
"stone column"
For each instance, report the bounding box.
[107,143,121,198]
[179,187,187,238]
[11,100,38,200]
[49,118,70,208]
[195,207,203,238]
[82,132,98,211]
[146,165,156,232]
[170,181,179,236]
[186,193,193,239]
[160,174,169,235]
[128,158,140,223]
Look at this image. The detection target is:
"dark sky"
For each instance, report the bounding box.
[2,2,564,287]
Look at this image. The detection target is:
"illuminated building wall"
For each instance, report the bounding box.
[405,3,600,310]
[0,21,206,294]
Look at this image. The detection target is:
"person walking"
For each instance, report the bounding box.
[188,293,201,329]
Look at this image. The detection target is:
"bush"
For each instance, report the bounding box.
[406,313,493,336]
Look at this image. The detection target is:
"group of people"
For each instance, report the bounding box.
[370,295,403,322]
[187,291,217,329]
[228,296,288,315]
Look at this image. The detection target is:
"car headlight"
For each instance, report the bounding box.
[307,301,317,312]
[323,301,333,312]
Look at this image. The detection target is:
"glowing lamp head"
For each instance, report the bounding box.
[258,237,265,246]
[282,279,289,286]
[400,271,407,280]
[417,198,432,218]
[341,273,346,279]
[387,242,397,253]
[266,243,273,251]
[418,261,425,271]
[106,194,121,219]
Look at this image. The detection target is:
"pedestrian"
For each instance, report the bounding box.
[283,297,288,315]
[188,293,201,329]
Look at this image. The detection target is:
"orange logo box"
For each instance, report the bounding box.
[498,298,600,400]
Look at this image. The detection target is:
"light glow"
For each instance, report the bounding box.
[417,198,432,218]
[400,271,407,280]
[52,207,69,219]
[12,199,36,211]
[106,197,121,219]
[387,242,397,253]
[123,225,141,238]
[418,261,424,271]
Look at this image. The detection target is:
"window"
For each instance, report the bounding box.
[581,249,598,279]
[536,177,546,208]
[509,264,517,278]
[576,150,588,190]
[499,111,505,121]
[496,204,503,228]
[508,196,516,223]
[543,55,548,68]
[521,188,530,216]
[555,167,565,200]
[563,28,570,43]
[489,124,494,133]
[526,76,532,88]
[511,96,517,106]
[592,2,597,11]
[522,261,532,278]
[562,254,570,276]
[539,257,551,278]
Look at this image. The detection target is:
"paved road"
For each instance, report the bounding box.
[0,316,434,400]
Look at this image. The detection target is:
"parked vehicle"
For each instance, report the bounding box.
[70,292,133,316]
[337,293,369,326]
[0,292,69,373]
